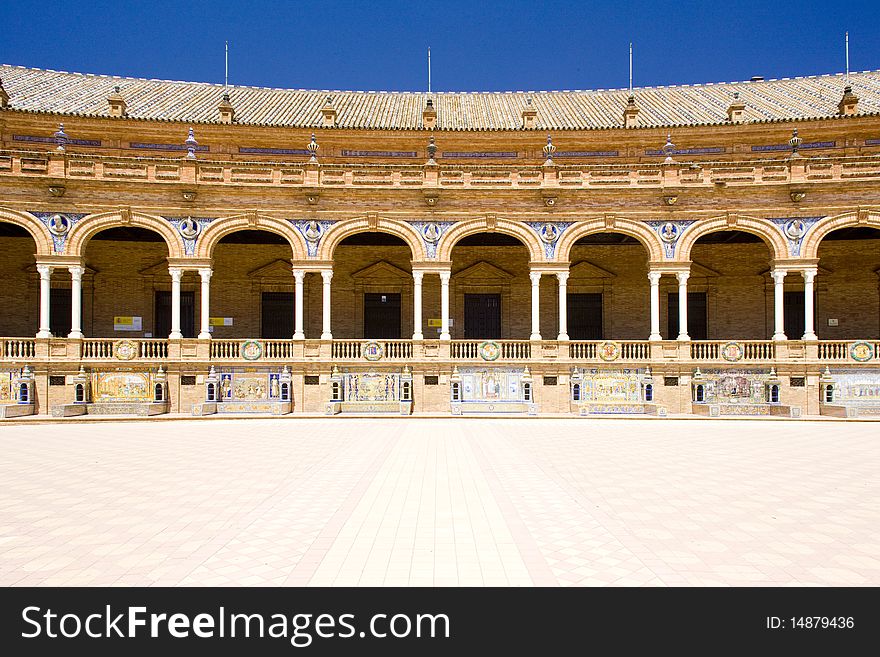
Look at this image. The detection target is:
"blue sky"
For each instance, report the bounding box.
[2,0,878,91]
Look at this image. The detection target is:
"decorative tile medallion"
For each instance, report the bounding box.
[32,212,87,253]
[164,216,215,256]
[850,341,875,362]
[720,341,745,362]
[113,340,138,361]
[597,341,621,362]
[362,341,385,361]
[768,216,823,257]
[478,341,502,361]
[646,220,696,258]
[241,340,263,361]
[408,221,455,258]
[525,221,573,259]
[291,219,336,257]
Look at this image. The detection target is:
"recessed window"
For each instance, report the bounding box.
[49,376,66,386]
[543,376,558,386]
[180,375,197,386]
[790,377,806,387]
[664,376,679,387]
[424,375,439,386]
[304,375,320,386]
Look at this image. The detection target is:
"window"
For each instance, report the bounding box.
[304,375,320,385]
[543,376,558,386]
[181,375,197,386]
[424,375,439,386]
[664,376,679,387]
[49,376,66,386]
[644,383,654,402]
[789,377,805,388]
[572,383,581,401]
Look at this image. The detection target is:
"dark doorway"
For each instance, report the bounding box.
[364,293,401,338]
[667,292,708,339]
[49,288,72,337]
[155,290,195,338]
[784,290,806,339]
[261,292,295,339]
[464,293,501,338]
[567,293,603,340]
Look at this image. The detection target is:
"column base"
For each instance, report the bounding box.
[169,332,183,340]
[293,332,305,340]
[802,332,818,341]
[321,333,333,340]
[439,332,451,341]
[556,333,569,341]
[36,330,52,338]
[677,334,690,341]
[67,330,83,339]
[530,333,542,341]
[197,332,212,340]
[649,333,663,342]
[412,332,424,341]
[772,333,788,342]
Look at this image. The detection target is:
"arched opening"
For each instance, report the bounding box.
[84,226,176,337]
[450,233,533,339]
[815,227,880,339]
[568,232,651,340]
[212,230,295,339]
[0,222,39,336]
[331,232,414,339]
[687,230,773,340]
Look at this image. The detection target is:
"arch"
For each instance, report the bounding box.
[67,211,182,257]
[197,214,307,260]
[676,215,788,263]
[555,217,664,263]
[0,207,53,256]
[436,219,543,262]
[800,211,880,260]
[318,218,426,261]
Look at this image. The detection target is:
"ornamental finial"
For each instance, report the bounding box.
[53,123,68,152]
[663,132,676,162]
[426,135,437,164]
[307,132,319,162]
[789,128,803,156]
[542,133,556,164]
[185,127,198,159]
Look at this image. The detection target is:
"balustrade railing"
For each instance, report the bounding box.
[689,340,776,361]
[5,149,880,192]
[81,339,115,359]
[568,341,650,360]
[449,340,532,360]
[1,338,36,360]
[332,340,414,360]
[81,338,168,359]
[211,340,241,359]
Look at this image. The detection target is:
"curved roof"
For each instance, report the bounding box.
[1,64,879,130]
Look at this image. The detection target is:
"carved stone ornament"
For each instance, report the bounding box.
[48,185,66,197]
[790,191,806,203]
[663,195,678,206]
[182,190,196,201]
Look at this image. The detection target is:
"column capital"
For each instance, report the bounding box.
[676,270,690,284]
[292,268,306,282]
[647,271,663,285]
[555,271,569,284]
[801,267,818,283]
[198,267,212,282]
[770,269,787,284]
[36,263,53,278]
[412,270,424,284]
[68,265,85,278]
[529,271,542,285]
[321,270,333,283]
[168,267,184,282]
[439,270,451,284]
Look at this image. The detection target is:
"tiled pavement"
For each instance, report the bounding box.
[1,418,878,586]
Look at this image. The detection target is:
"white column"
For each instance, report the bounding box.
[68,265,84,339]
[771,269,787,341]
[802,268,817,341]
[198,268,212,339]
[412,270,424,340]
[439,270,451,340]
[169,267,183,339]
[648,271,662,341]
[36,264,53,338]
[676,270,690,341]
[556,271,569,341]
[529,271,542,340]
[320,270,333,340]
[293,269,305,340]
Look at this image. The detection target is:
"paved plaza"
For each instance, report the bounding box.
[1,418,878,587]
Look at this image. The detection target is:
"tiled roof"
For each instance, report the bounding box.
[2,64,879,130]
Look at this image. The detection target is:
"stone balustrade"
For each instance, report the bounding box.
[5,149,880,191]
[3,337,879,367]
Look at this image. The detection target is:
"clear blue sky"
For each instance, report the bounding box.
[2,0,878,92]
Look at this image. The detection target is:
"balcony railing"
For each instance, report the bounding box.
[2,337,880,366]
[5,149,880,192]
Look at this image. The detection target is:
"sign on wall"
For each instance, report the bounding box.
[209,317,234,326]
[113,316,143,331]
